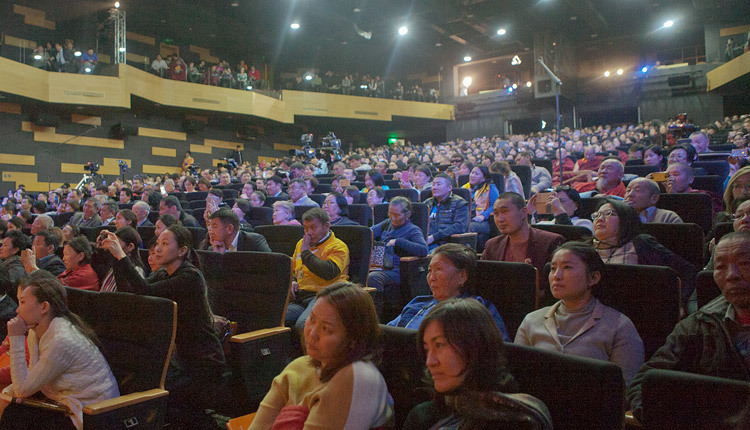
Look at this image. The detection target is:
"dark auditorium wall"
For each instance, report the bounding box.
[0,104,292,192]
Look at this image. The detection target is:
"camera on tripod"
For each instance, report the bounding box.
[289,132,342,160]
[83,162,100,173]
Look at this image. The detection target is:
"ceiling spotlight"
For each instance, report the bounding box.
[511,55,522,65]
[74,51,82,57]
[304,74,313,81]
[497,28,506,35]
[616,68,623,75]
[508,86,514,93]
[353,8,361,13]
[114,1,120,8]
[603,70,611,77]
[663,20,674,28]
[526,81,532,87]
[246,85,253,90]
[462,77,472,87]
[290,22,300,30]
[463,55,472,62]
[85,67,92,73]
[512,83,518,89]
[398,26,408,36]
[641,66,649,73]
[119,47,126,52]
[33,54,42,60]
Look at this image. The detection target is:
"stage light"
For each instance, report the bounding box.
[462,76,472,87]
[74,51,82,57]
[85,67,92,73]
[119,47,126,52]
[603,70,610,77]
[463,55,472,62]
[290,22,300,30]
[114,1,120,8]
[616,68,623,75]
[33,54,42,60]
[641,66,649,73]
[304,74,313,81]
[526,81,532,87]
[398,26,408,36]
[497,28,506,35]
[508,87,514,93]
[231,1,239,6]
[246,85,253,90]
[512,83,518,89]
[511,55,522,65]
[663,20,674,28]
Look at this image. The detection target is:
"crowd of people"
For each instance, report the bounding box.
[29,41,98,74]
[0,112,748,428]
[289,71,440,102]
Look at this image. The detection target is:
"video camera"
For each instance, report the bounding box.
[83,162,100,173]
[289,132,343,160]
[667,113,697,139]
[118,160,128,175]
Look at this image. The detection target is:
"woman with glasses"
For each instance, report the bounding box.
[590,198,696,309]
[515,242,644,384]
[666,144,697,166]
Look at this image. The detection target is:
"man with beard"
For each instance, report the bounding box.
[573,158,626,198]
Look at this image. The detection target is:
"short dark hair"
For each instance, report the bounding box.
[301,207,329,224]
[365,169,385,187]
[208,188,224,199]
[267,175,284,187]
[0,266,10,298]
[162,195,183,213]
[209,208,240,232]
[120,188,133,198]
[344,186,360,203]
[4,230,30,255]
[417,298,517,392]
[431,243,476,293]
[36,229,60,251]
[496,192,526,210]
[8,217,25,230]
[551,241,605,289]
[158,214,180,227]
[327,192,349,217]
[289,178,307,189]
[414,164,432,179]
[32,200,47,213]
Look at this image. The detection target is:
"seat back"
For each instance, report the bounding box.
[624,164,660,177]
[577,198,600,220]
[641,223,705,269]
[596,264,680,359]
[384,188,419,202]
[420,188,471,203]
[691,175,723,195]
[148,210,160,223]
[692,160,729,182]
[308,194,326,207]
[263,196,287,208]
[696,270,722,309]
[246,206,273,227]
[56,211,75,227]
[642,369,750,430]
[188,200,206,210]
[330,226,372,285]
[65,287,176,394]
[714,222,734,243]
[254,225,304,257]
[532,158,554,176]
[532,224,592,242]
[656,193,713,234]
[138,226,157,247]
[186,227,207,249]
[505,343,625,430]
[510,164,532,198]
[346,204,373,226]
[184,191,208,201]
[467,260,537,339]
[197,251,292,332]
[293,205,318,221]
[79,225,116,242]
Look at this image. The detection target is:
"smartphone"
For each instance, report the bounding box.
[652,172,668,182]
[535,192,554,215]
[339,179,351,187]
[401,171,409,183]
[731,148,748,158]
[160,185,167,196]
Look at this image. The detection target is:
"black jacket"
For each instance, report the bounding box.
[38,254,66,277]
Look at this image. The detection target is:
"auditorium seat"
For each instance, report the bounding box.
[656,193,713,234]
[532,158,554,176]
[57,211,76,227]
[245,206,273,227]
[138,226,156,247]
[345,203,373,226]
[691,175,723,195]
[510,164,532,197]
[532,224,592,242]
[713,221,734,243]
[292,205,318,221]
[254,225,304,257]
[186,227,207,249]
[641,223,705,269]
[640,369,750,429]
[79,225,116,242]
[185,191,209,201]
[384,188,419,202]
[419,187,471,203]
[263,196,286,208]
[196,251,292,410]
[330,225,373,286]
[148,211,160,223]
[63,287,176,429]
[307,193,326,206]
[696,270,721,309]
[188,200,207,210]
[624,165,660,177]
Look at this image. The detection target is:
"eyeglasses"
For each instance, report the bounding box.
[732,211,750,221]
[591,209,618,220]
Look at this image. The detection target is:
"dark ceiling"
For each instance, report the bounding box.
[23,0,750,76]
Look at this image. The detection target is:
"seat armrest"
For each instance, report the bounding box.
[450,233,477,238]
[231,327,291,344]
[624,410,641,428]
[399,256,420,263]
[83,389,169,415]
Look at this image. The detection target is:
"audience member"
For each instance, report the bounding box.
[464,165,499,247]
[21,230,65,276]
[367,197,428,319]
[515,242,644,384]
[624,178,682,223]
[482,192,565,277]
[288,179,319,207]
[424,173,470,250]
[159,196,200,228]
[272,201,301,226]
[666,162,724,216]
[528,186,594,232]
[388,243,509,340]
[68,199,102,228]
[207,209,270,253]
[516,151,552,194]
[0,231,30,285]
[322,193,358,226]
[57,235,99,291]
[405,298,552,430]
[573,158,626,198]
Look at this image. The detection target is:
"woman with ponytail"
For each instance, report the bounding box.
[0,272,119,430]
[101,224,227,429]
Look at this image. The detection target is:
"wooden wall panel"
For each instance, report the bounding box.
[139,127,187,141]
[142,164,181,175]
[71,114,102,126]
[126,32,156,46]
[708,51,750,91]
[1,171,63,192]
[0,103,22,115]
[274,143,301,151]
[205,139,244,150]
[22,121,54,133]
[13,4,55,30]
[34,131,125,149]
[60,158,132,176]
[152,147,177,157]
[189,144,213,154]
[0,154,35,166]
[3,35,37,50]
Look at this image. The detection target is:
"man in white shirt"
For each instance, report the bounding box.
[624,178,682,223]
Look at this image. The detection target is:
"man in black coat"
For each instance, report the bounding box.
[207,209,271,253]
[24,230,66,277]
[160,195,200,228]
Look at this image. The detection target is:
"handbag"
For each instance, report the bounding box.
[370,241,394,270]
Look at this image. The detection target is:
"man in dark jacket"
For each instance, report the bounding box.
[207,209,270,253]
[627,231,750,421]
[424,173,470,250]
[160,196,200,228]
[28,230,66,276]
